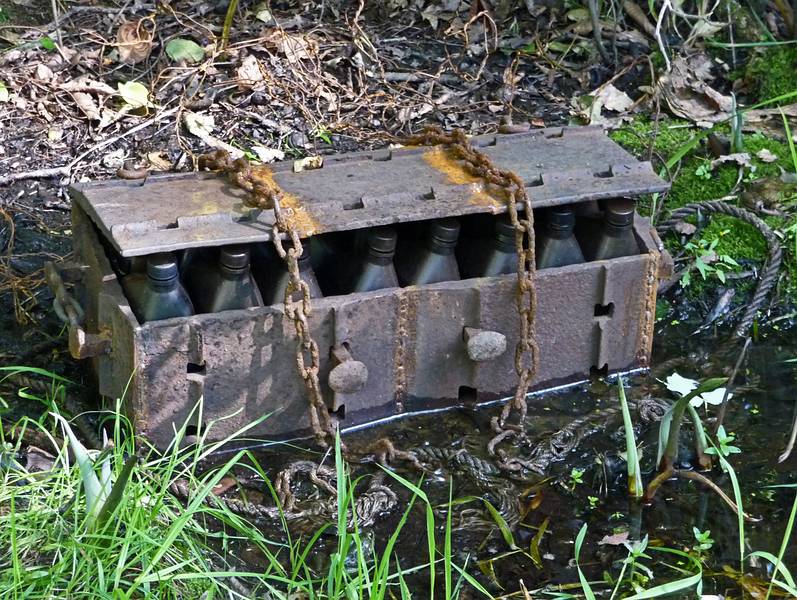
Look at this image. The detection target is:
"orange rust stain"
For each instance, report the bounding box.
[422,146,481,185]
[251,165,321,236]
[422,146,507,208]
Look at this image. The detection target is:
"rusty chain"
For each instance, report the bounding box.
[198,150,334,447]
[400,127,540,470]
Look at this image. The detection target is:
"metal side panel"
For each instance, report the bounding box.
[329,293,402,423]
[68,126,669,257]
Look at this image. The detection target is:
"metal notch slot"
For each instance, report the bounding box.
[526,175,543,187]
[187,362,206,375]
[594,303,614,317]
[343,199,366,210]
[458,385,478,404]
[185,422,207,437]
[590,364,609,378]
[593,168,614,178]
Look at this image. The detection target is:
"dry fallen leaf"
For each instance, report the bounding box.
[35,63,54,81]
[236,55,265,91]
[756,148,778,163]
[116,19,153,65]
[293,155,323,172]
[578,83,634,125]
[146,151,172,171]
[657,54,732,124]
[265,31,317,64]
[251,145,285,163]
[60,77,116,95]
[710,153,751,169]
[598,531,629,546]
[72,91,101,120]
[183,111,243,158]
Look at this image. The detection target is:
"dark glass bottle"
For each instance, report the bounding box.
[586,199,639,261]
[122,253,194,323]
[252,239,323,305]
[536,206,585,269]
[396,218,461,286]
[347,227,399,293]
[186,245,263,313]
[459,215,518,278]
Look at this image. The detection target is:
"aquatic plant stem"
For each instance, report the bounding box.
[660,378,727,472]
[686,405,712,470]
[643,468,756,522]
[617,378,643,499]
[715,337,751,435]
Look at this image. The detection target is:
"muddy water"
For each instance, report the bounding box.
[234,315,797,596]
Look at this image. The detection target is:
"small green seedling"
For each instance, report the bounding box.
[705,425,741,458]
[680,232,740,288]
[692,527,714,559]
[568,468,585,490]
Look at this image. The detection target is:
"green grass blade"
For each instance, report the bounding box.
[93,455,138,531]
[763,489,797,600]
[445,481,453,599]
[379,466,435,597]
[574,524,596,600]
[617,377,642,498]
[482,498,517,550]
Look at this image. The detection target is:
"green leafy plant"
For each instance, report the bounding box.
[568,467,585,490]
[680,231,740,287]
[692,528,714,561]
[695,162,712,180]
[658,375,728,471]
[165,38,205,63]
[39,36,57,51]
[312,126,333,145]
[610,535,653,597]
[705,425,741,457]
[52,413,137,531]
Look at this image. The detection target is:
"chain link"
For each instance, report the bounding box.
[199,150,335,447]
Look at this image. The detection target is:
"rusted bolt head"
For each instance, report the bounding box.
[465,329,507,362]
[328,360,368,394]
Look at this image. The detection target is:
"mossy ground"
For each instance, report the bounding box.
[610,119,797,299]
[744,45,797,103]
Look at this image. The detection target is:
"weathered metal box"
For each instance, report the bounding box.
[58,126,670,447]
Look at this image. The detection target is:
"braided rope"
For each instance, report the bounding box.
[656,200,783,338]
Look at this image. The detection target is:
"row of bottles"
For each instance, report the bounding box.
[117,198,639,323]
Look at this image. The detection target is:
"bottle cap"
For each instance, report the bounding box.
[547,206,576,231]
[430,219,460,246]
[220,245,251,270]
[147,253,179,281]
[605,199,635,227]
[366,227,397,255]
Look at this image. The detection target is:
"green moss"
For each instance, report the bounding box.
[610,118,695,158]
[667,158,739,208]
[745,45,797,102]
[702,216,768,260]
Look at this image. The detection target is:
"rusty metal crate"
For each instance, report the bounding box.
[56,126,671,447]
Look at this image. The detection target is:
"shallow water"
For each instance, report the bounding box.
[232,313,797,597]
